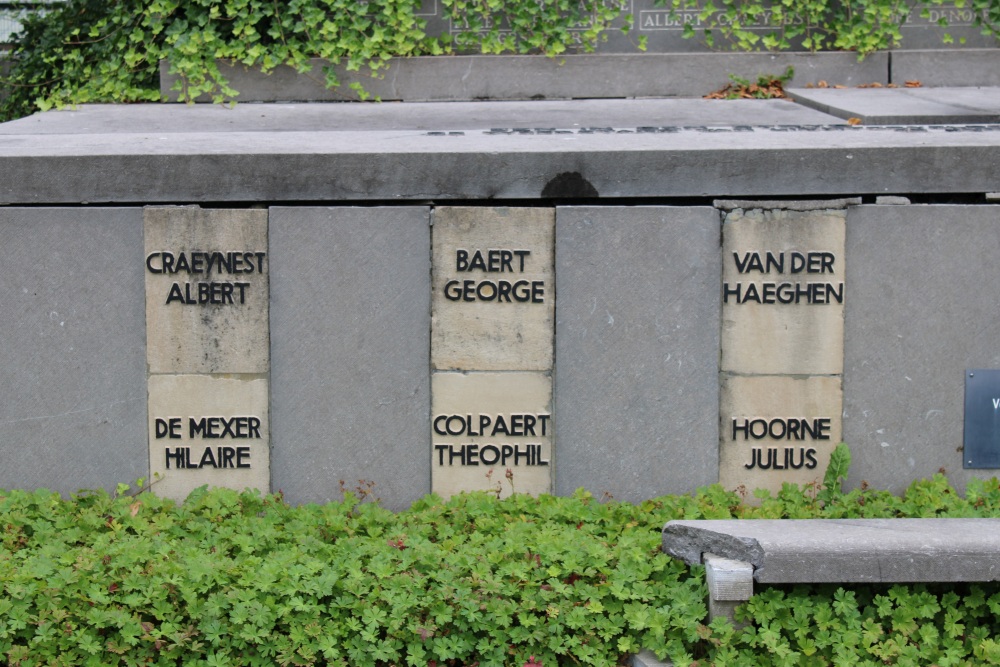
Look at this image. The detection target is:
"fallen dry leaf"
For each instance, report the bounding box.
[887,83,898,88]
[905,79,922,87]
[834,84,846,89]
[847,117,863,126]
[130,501,141,517]
[817,80,829,88]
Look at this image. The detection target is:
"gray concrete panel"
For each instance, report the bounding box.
[789,86,1000,124]
[844,205,1000,494]
[892,49,1000,87]
[160,54,888,103]
[554,206,720,500]
[269,207,431,510]
[663,518,1000,583]
[0,99,843,135]
[0,208,147,494]
[1,113,998,203]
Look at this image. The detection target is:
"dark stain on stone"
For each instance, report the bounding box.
[541,172,598,199]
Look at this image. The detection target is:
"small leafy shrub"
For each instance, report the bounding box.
[704,65,793,99]
[3,448,1000,666]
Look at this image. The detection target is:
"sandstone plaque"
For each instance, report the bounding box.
[432,372,552,498]
[721,207,845,376]
[145,207,269,374]
[720,375,841,496]
[148,374,270,500]
[432,207,554,371]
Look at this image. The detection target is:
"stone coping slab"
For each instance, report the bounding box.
[663,518,1000,584]
[1,102,999,203]
[788,86,1000,124]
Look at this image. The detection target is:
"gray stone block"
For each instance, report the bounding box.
[0,208,147,495]
[704,553,754,626]
[663,518,1000,583]
[892,49,1000,87]
[160,53,888,103]
[874,196,911,205]
[268,207,431,510]
[554,206,720,500]
[844,205,1000,495]
[788,86,1000,124]
[715,198,861,212]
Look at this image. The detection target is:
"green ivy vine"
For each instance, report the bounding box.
[0,0,997,122]
[657,0,1000,54]
[0,0,627,121]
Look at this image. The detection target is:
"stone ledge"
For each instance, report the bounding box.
[160,53,889,102]
[663,518,1000,584]
[1,104,998,203]
[158,50,999,103]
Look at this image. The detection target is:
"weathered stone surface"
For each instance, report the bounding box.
[704,553,754,600]
[843,205,1000,495]
[159,53,888,102]
[554,206,720,499]
[148,374,269,502]
[663,518,1000,583]
[892,49,1000,87]
[432,372,552,498]
[721,207,846,376]
[269,207,431,510]
[788,86,1000,125]
[145,207,269,374]
[0,208,147,495]
[0,99,842,135]
[432,207,554,372]
[719,376,842,496]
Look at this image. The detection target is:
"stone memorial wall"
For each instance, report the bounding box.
[2,202,1000,507]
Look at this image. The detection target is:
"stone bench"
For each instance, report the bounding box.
[662,518,1000,624]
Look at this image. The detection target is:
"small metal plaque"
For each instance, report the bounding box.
[963,369,1000,469]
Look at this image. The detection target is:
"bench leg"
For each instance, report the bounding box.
[703,552,753,628]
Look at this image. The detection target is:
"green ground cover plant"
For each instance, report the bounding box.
[2,0,999,121]
[4,445,1000,666]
